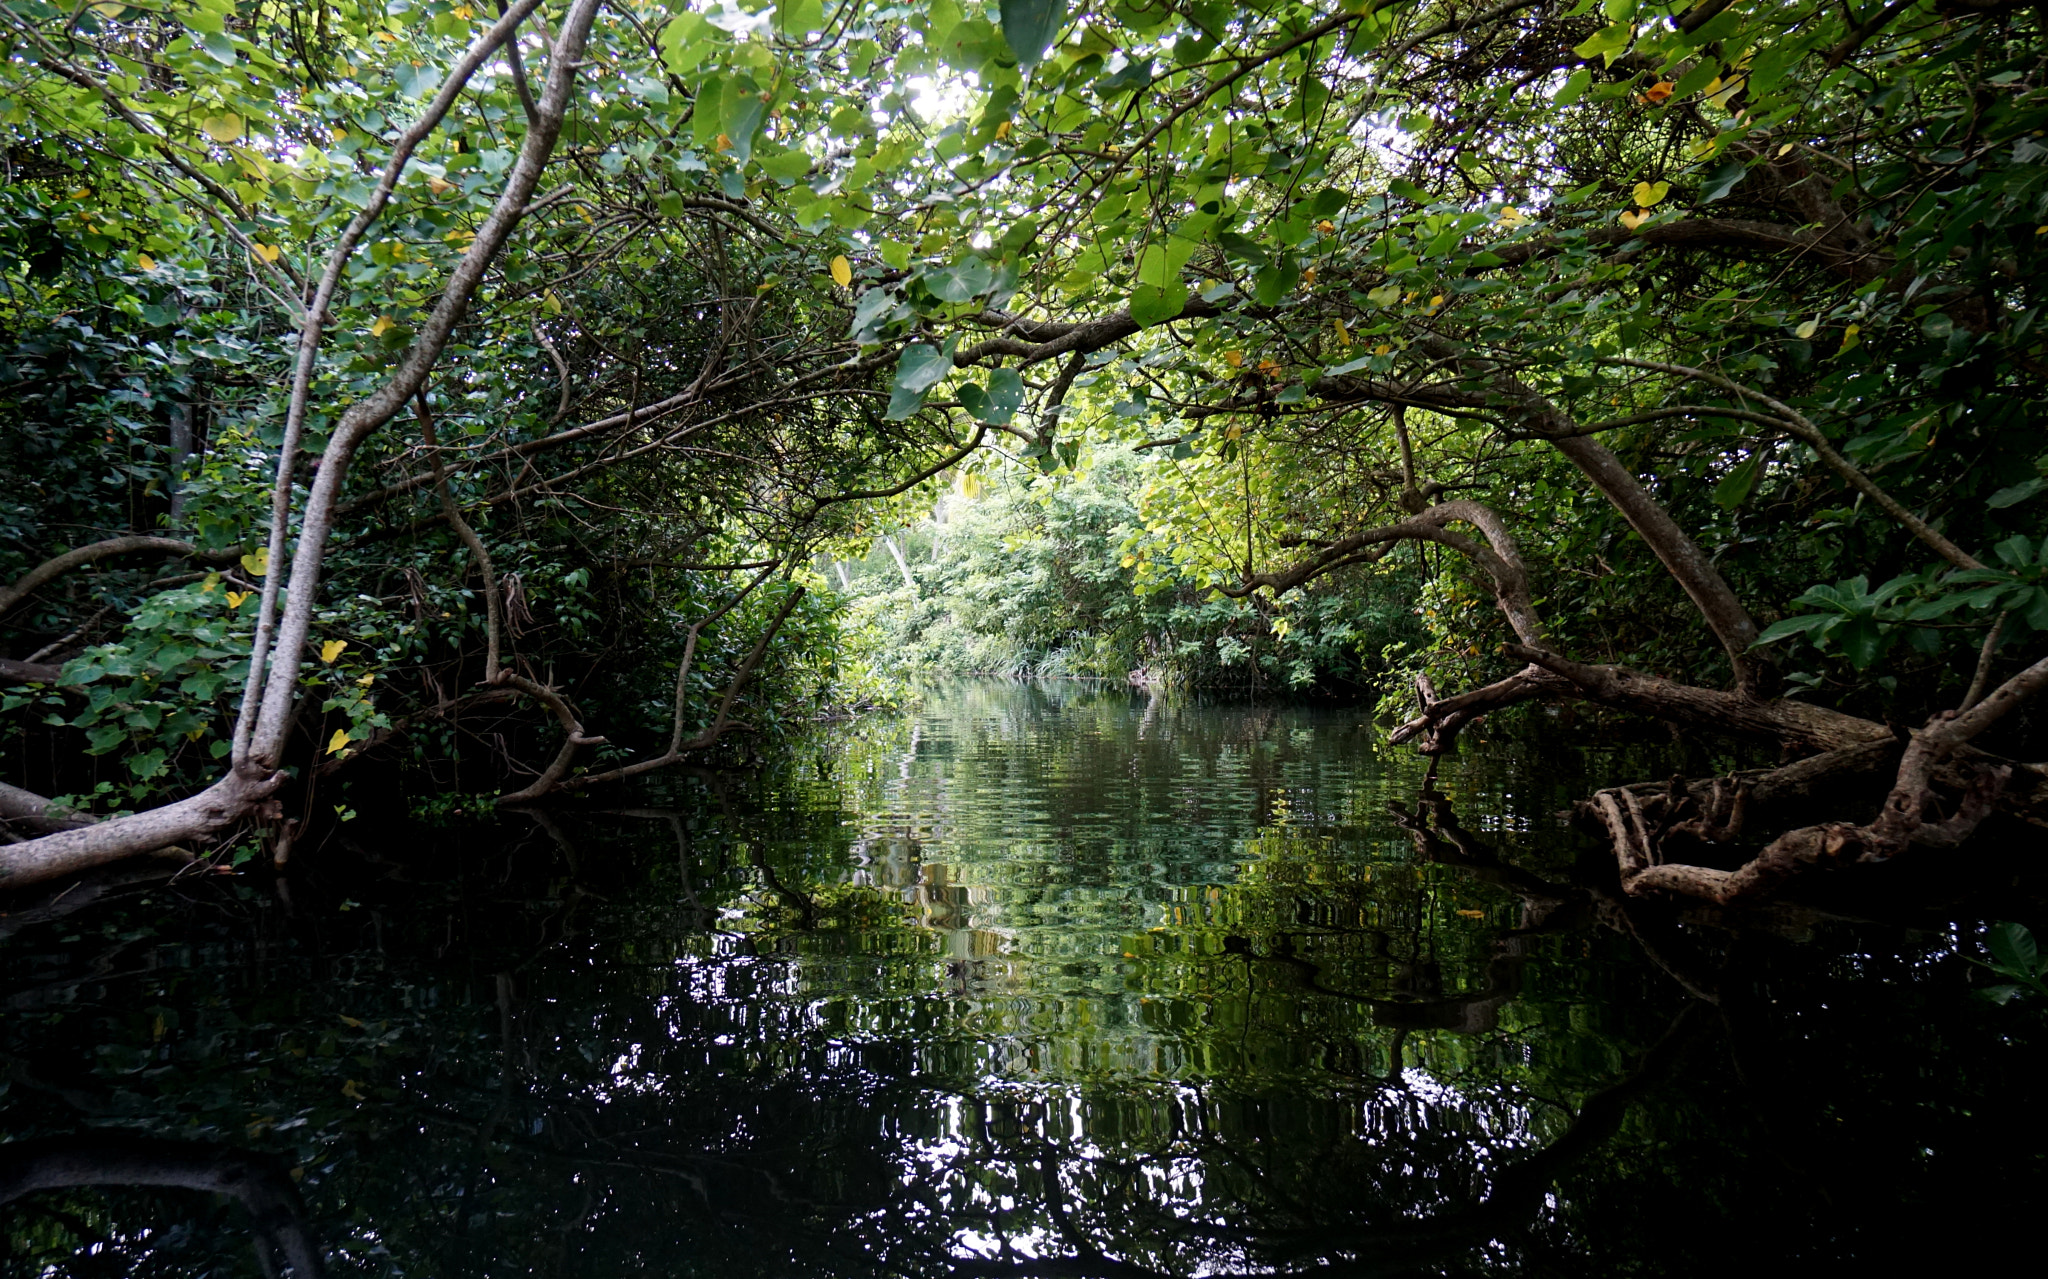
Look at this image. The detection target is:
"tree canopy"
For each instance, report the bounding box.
[2,0,2045,900]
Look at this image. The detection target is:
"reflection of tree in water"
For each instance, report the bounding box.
[3,697,2045,1275]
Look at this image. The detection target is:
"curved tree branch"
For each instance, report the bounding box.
[0,537,235,618]
[1602,357,1984,572]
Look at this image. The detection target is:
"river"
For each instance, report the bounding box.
[3,679,2043,1274]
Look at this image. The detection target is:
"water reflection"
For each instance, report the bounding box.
[3,679,2043,1275]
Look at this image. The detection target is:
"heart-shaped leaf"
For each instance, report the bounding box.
[999,0,1066,68]
[893,343,952,396]
[1130,279,1188,327]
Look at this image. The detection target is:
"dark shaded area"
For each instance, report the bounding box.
[2,683,2043,1275]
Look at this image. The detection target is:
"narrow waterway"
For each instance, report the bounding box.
[3,680,2043,1275]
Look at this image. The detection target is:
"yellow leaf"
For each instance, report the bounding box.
[320,639,348,663]
[1428,294,1445,310]
[1632,180,1669,207]
[1498,206,1525,226]
[137,252,157,271]
[341,1078,364,1098]
[994,120,1012,140]
[1302,266,1317,285]
[1618,208,1650,230]
[1223,350,1243,368]
[326,729,351,755]
[1838,322,1861,353]
[240,548,269,577]
[540,291,562,315]
[1456,908,1485,919]
[1225,425,1242,441]
[444,228,475,243]
[1373,343,1392,355]
[339,1015,365,1028]
[200,574,219,594]
[1794,319,1819,339]
[370,315,394,336]
[356,671,376,686]
[1778,142,1795,157]
[252,242,280,263]
[1316,219,1335,234]
[1334,318,1351,347]
[452,5,474,18]
[1639,81,1673,104]
[714,132,733,153]
[427,175,455,195]
[829,254,852,287]
[1119,554,1136,568]
[226,590,250,608]
[200,113,243,143]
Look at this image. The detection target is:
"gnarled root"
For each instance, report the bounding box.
[1390,663,1568,754]
[1603,713,2017,906]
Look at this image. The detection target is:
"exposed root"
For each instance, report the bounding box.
[1390,663,1570,754]
[1602,706,2024,906]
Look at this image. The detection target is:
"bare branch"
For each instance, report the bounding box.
[0,537,233,617]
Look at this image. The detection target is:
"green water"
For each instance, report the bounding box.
[3,680,2044,1275]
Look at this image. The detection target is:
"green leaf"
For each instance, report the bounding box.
[659,12,714,73]
[1554,67,1593,105]
[1252,262,1299,307]
[982,368,1025,422]
[1994,534,2035,568]
[1837,617,1885,670]
[1698,157,1747,202]
[1572,23,1633,66]
[1669,60,1722,101]
[886,383,929,420]
[1387,178,1434,205]
[998,0,1066,68]
[927,257,995,303]
[757,149,812,183]
[1987,922,2039,976]
[777,0,824,34]
[1217,231,1269,267]
[1136,243,1173,288]
[1754,614,1832,644]
[720,81,767,164]
[2022,587,2048,633]
[1986,477,2046,509]
[1712,454,1760,509]
[955,367,1025,425]
[893,343,953,395]
[1130,279,1188,327]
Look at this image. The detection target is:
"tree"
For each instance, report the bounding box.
[5,0,2044,900]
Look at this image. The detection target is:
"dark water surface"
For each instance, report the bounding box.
[4,680,2044,1275]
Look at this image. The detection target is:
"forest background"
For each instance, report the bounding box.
[1,0,2045,901]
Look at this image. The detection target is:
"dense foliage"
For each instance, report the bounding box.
[837,448,1433,691]
[1,0,2044,886]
